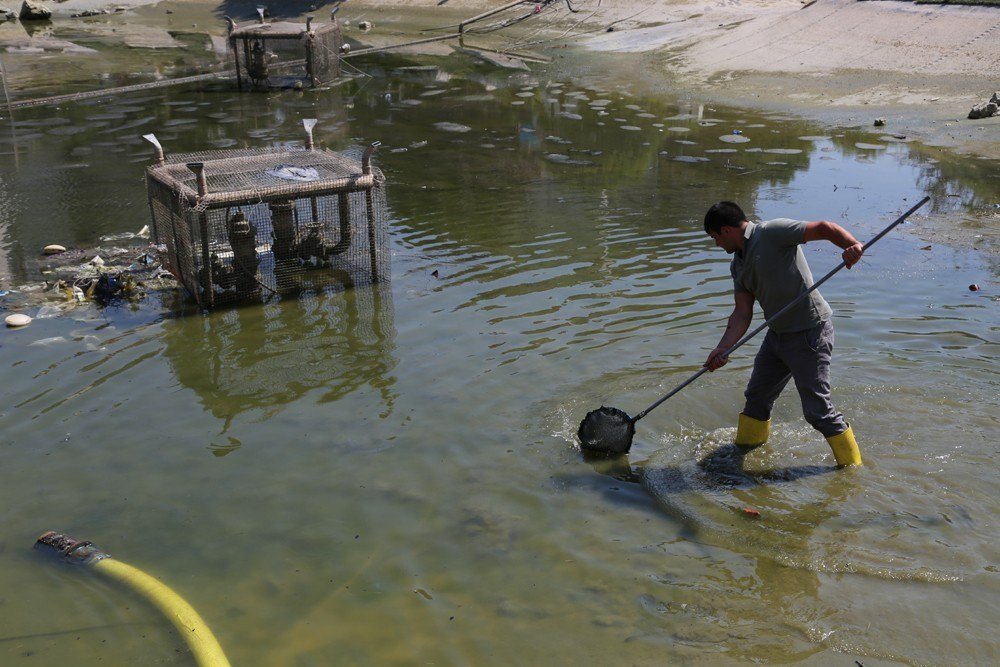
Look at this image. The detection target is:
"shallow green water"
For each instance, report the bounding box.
[1,58,998,665]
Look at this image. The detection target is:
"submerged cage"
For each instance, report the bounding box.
[144,122,388,310]
[226,9,342,89]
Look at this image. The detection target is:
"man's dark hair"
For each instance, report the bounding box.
[704,201,747,235]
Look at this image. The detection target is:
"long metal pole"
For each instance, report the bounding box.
[460,0,530,33]
[632,196,930,422]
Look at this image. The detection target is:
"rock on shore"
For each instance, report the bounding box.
[968,92,1000,120]
[19,1,50,21]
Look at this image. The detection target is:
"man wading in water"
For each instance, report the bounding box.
[702,201,863,466]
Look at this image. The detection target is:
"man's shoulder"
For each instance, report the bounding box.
[759,218,804,229]
[756,218,807,246]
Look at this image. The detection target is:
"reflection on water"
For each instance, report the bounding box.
[164,282,397,437]
[0,54,998,666]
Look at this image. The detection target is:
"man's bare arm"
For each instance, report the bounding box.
[704,291,755,371]
[803,220,864,268]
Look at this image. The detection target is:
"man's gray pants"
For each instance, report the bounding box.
[742,319,848,438]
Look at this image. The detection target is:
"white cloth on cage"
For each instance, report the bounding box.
[265,165,320,182]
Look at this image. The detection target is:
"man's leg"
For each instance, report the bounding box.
[785,321,860,465]
[738,330,792,446]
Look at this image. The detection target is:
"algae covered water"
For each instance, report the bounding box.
[0,58,998,665]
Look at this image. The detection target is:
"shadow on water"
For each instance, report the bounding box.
[574,433,963,586]
[586,443,833,487]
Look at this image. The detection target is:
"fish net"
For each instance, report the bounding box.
[146,145,389,309]
[577,406,635,455]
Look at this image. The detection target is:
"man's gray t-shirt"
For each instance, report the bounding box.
[730,219,832,333]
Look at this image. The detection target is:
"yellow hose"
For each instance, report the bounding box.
[35,531,230,667]
[93,558,231,667]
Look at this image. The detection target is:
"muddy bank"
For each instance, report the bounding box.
[2,0,997,157]
[0,0,996,255]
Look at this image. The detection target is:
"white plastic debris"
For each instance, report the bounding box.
[5,313,32,327]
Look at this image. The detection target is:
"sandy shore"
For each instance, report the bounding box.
[346,0,1000,158]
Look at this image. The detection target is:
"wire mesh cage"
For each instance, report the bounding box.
[227,10,343,89]
[144,124,388,310]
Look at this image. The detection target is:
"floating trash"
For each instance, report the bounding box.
[43,245,67,255]
[433,122,472,133]
[420,89,447,97]
[410,140,428,149]
[545,153,593,166]
[546,136,573,144]
[35,305,66,319]
[719,134,750,143]
[29,335,69,346]
[5,313,31,328]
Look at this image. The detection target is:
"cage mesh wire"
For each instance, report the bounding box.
[146,146,388,309]
[229,19,342,89]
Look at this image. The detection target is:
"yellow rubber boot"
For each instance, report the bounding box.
[735,413,770,447]
[826,425,862,466]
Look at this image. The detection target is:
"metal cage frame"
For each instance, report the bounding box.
[226,12,343,89]
[143,125,387,310]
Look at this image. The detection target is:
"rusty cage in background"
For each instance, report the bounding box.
[227,10,343,89]
[143,123,388,310]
